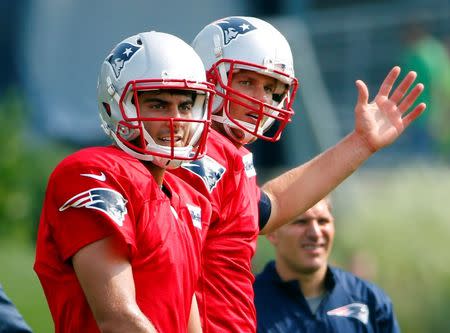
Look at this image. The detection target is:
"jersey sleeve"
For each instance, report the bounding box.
[45,163,137,261]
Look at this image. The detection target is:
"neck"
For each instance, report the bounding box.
[143,161,165,186]
[274,261,328,298]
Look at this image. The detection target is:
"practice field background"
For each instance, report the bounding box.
[1,0,450,331]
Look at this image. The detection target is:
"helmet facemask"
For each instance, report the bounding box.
[102,79,214,169]
[208,58,298,144]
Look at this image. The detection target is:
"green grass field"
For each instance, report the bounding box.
[0,238,53,332]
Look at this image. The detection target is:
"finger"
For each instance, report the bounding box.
[355,80,369,106]
[376,66,401,98]
[402,102,427,128]
[390,71,418,105]
[398,83,424,113]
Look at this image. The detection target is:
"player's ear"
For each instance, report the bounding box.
[266,231,279,246]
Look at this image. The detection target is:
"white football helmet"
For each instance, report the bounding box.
[192,16,298,144]
[97,31,215,168]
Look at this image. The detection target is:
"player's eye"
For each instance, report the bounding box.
[264,86,274,94]
[179,103,193,113]
[239,80,251,87]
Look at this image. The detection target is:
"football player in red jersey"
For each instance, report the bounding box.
[34,31,215,333]
[172,16,426,332]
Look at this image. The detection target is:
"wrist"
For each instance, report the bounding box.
[348,130,378,155]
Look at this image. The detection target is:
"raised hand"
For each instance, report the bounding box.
[353,66,426,152]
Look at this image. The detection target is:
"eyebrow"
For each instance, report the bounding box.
[140,96,194,104]
[236,73,276,85]
[141,97,167,104]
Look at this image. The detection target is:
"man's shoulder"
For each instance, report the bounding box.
[202,130,257,177]
[55,146,144,174]
[207,130,241,161]
[48,146,156,201]
[55,146,135,170]
[254,261,278,286]
[330,266,392,302]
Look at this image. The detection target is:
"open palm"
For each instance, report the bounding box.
[354,66,426,152]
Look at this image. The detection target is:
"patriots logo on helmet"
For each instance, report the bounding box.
[59,188,128,227]
[214,17,257,45]
[107,42,141,78]
[327,302,369,325]
[181,156,226,193]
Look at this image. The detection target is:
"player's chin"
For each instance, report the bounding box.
[156,137,186,147]
[297,263,323,275]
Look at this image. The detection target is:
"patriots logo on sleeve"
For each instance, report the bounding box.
[214,17,256,45]
[181,156,226,193]
[107,42,141,78]
[59,188,128,227]
[327,302,369,325]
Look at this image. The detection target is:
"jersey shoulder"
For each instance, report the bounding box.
[52,146,153,186]
[331,266,392,303]
[206,130,242,167]
[47,146,160,212]
[207,130,257,177]
[54,146,142,173]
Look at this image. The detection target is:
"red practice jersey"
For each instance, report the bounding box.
[171,130,261,332]
[34,146,211,333]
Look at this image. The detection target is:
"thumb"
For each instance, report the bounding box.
[355,80,369,106]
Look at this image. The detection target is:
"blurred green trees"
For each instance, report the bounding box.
[0,91,74,241]
[332,167,450,333]
[0,91,74,331]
